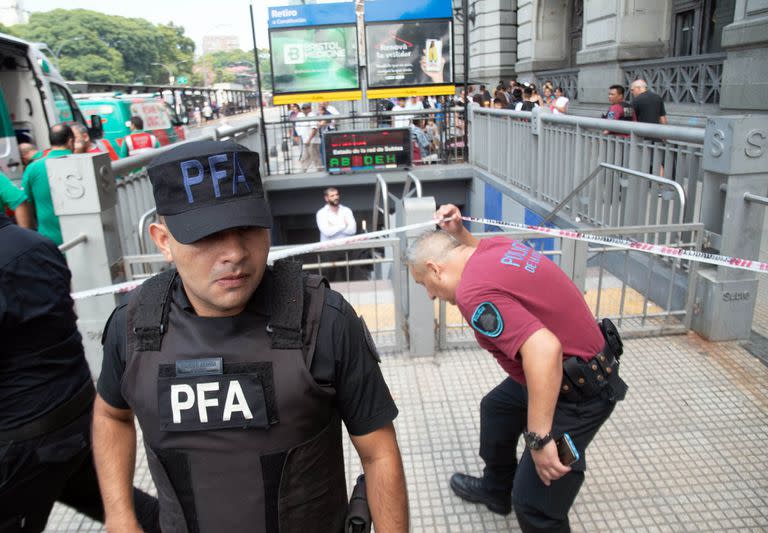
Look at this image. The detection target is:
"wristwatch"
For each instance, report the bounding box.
[523,430,553,450]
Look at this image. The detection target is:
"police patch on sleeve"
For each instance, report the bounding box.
[360,317,381,363]
[470,302,504,338]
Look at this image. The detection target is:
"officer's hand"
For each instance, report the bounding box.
[530,440,571,486]
[434,204,463,235]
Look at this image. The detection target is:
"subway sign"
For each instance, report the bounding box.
[324,128,412,174]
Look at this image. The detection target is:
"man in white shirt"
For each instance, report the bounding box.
[316,187,356,241]
[316,187,357,281]
[298,103,322,172]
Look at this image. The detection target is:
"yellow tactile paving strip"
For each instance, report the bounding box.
[351,286,665,333]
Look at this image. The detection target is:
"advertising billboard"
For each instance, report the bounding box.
[268,3,361,104]
[270,26,358,94]
[365,19,453,89]
[363,0,455,98]
[324,128,412,174]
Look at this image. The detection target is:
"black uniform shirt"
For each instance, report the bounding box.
[632,91,667,124]
[0,214,90,431]
[98,272,398,436]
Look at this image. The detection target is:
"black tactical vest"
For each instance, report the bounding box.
[122,261,347,533]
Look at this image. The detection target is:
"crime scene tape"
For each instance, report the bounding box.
[462,215,768,274]
[70,220,438,300]
[71,216,766,301]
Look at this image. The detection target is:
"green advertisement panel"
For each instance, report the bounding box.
[270,26,359,94]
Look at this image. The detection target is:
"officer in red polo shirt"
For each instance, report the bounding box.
[406,204,627,533]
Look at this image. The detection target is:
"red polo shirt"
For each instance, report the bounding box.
[456,236,604,384]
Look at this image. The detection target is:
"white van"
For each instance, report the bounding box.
[0,32,101,183]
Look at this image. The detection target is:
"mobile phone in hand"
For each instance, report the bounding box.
[556,433,579,466]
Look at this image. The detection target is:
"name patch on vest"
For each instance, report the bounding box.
[176,357,223,376]
[158,373,270,431]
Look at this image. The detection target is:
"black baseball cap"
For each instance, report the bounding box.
[147,140,272,244]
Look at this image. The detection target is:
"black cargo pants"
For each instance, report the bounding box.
[479,377,616,533]
[0,409,159,533]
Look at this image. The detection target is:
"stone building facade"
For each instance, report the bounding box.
[460,0,768,114]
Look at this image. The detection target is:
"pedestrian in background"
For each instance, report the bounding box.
[0,211,159,533]
[552,87,569,114]
[406,204,627,533]
[72,123,120,161]
[316,186,357,282]
[22,123,74,245]
[0,170,33,228]
[602,84,636,135]
[122,116,160,157]
[298,103,322,172]
[630,79,667,125]
[18,142,41,167]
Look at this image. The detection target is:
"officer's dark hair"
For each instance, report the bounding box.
[512,88,523,99]
[523,87,534,97]
[609,84,625,97]
[130,116,144,130]
[49,123,74,147]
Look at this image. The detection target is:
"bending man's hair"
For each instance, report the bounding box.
[405,229,461,272]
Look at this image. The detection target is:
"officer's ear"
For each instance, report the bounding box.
[425,260,442,279]
[149,221,174,263]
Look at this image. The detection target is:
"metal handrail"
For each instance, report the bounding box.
[111,118,261,175]
[286,106,462,124]
[137,207,157,255]
[59,233,87,252]
[541,164,605,225]
[744,192,768,207]
[600,162,686,219]
[372,173,390,231]
[403,172,423,199]
[471,106,706,143]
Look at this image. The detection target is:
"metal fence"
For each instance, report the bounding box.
[621,53,726,105]
[535,68,579,101]
[438,223,704,348]
[272,239,406,352]
[263,106,467,175]
[470,107,706,238]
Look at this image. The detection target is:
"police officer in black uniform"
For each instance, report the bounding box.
[0,213,159,532]
[92,140,409,533]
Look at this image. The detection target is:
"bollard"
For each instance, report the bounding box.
[48,153,124,377]
[693,116,768,341]
[403,196,437,356]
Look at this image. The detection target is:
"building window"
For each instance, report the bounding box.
[671,0,734,57]
[568,0,583,67]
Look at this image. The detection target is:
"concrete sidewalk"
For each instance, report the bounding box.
[47,328,768,532]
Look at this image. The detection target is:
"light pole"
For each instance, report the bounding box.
[151,60,189,85]
[53,36,84,65]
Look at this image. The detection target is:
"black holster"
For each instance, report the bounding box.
[559,319,628,403]
[345,475,371,533]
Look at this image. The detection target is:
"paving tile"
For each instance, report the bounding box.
[47,328,768,532]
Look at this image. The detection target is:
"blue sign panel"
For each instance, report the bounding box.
[364,0,454,22]
[268,2,356,29]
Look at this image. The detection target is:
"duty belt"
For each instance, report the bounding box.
[559,348,627,403]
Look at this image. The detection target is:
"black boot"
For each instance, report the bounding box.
[449,473,512,515]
